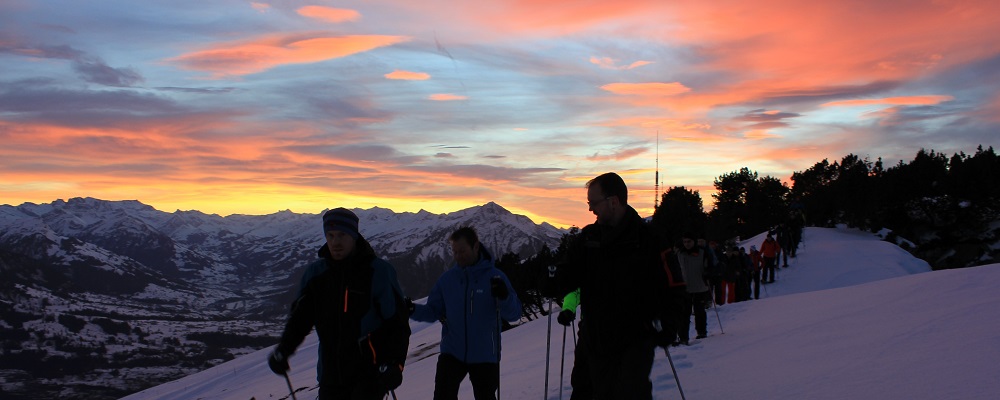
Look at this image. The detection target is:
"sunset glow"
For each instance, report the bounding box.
[1,0,998,228]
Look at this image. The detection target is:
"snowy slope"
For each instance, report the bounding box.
[122,227,1000,399]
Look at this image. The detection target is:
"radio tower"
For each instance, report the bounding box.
[654,130,660,209]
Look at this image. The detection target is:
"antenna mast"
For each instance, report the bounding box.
[654,130,659,209]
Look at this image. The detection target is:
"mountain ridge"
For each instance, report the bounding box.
[0,197,565,400]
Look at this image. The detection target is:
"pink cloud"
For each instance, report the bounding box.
[167,33,409,77]
[590,56,654,70]
[587,146,648,161]
[385,70,431,80]
[297,6,361,23]
[250,2,270,13]
[823,95,955,107]
[428,93,468,101]
[600,82,691,96]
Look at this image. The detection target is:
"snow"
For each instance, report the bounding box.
[122,227,1000,400]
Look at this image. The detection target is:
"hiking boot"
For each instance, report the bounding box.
[695,334,707,339]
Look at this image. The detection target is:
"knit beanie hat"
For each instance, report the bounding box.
[322,208,359,240]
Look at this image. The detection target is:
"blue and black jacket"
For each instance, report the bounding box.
[278,237,410,386]
[411,246,522,364]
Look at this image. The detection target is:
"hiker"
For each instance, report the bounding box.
[409,226,522,400]
[677,232,711,342]
[760,232,781,283]
[545,172,675,399]
[267,208,410,399]
[749,245,763,299]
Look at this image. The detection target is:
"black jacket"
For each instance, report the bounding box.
[278,238,410,386]
[556,206,672,356]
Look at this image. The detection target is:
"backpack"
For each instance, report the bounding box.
[660,249,686,288]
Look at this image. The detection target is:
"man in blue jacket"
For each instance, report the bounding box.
[409,226,522,400]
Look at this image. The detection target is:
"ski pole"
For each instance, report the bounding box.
[571,319,577,347]
[711,289,724,334]
[544,299,553,399]
[663,347,687,400]
[559,324,567,400]
[544,265,556,400]
[496,298,503,400]
[283,371,298,400]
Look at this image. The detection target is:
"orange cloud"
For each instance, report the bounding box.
[601,82,691,96]
[297,6,361,23]
[167,33,409,76]
[428,93,468,101]
[822,95,955,107]
[743,129,782,140]
[666,131,732,144]
[385,70,431,80]
[599,116,711,131]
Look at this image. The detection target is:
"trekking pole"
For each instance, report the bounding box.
[663,347,687,400]
[544,299,553,399]
[283,371,298,400]
[544,265,556,400]
[571,320,577,347]
[711,289,725,334]
[496,299,503,400]
[559,324,567,400]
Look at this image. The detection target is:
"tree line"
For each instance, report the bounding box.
[651,145,999,269]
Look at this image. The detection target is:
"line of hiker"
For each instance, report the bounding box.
[264,171,802,399]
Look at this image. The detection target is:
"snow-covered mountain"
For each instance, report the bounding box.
[0,197,564,400]
[124,227,1000,400]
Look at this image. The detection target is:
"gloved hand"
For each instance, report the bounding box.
[490,276,509,300]
[557,309,575,326]
[267,347,290,375]
[651,319,676,349]
[539,265,558,299]
[377,362,404,391]
[404,297,415,316]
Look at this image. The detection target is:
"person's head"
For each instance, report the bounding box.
[586,172,628,226]
[696,238,707,247]
[740,246,747,254]
[449,226,481,267]
[322,208,360,260]
[681,232,696,250]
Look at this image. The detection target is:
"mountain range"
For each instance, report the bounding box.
[0,197,565,399]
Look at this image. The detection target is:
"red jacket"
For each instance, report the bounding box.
[749,249,763,271]
[760,237,780,258]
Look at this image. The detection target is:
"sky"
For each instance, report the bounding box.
[2,0,1000,228]
[121,226,1000,400]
